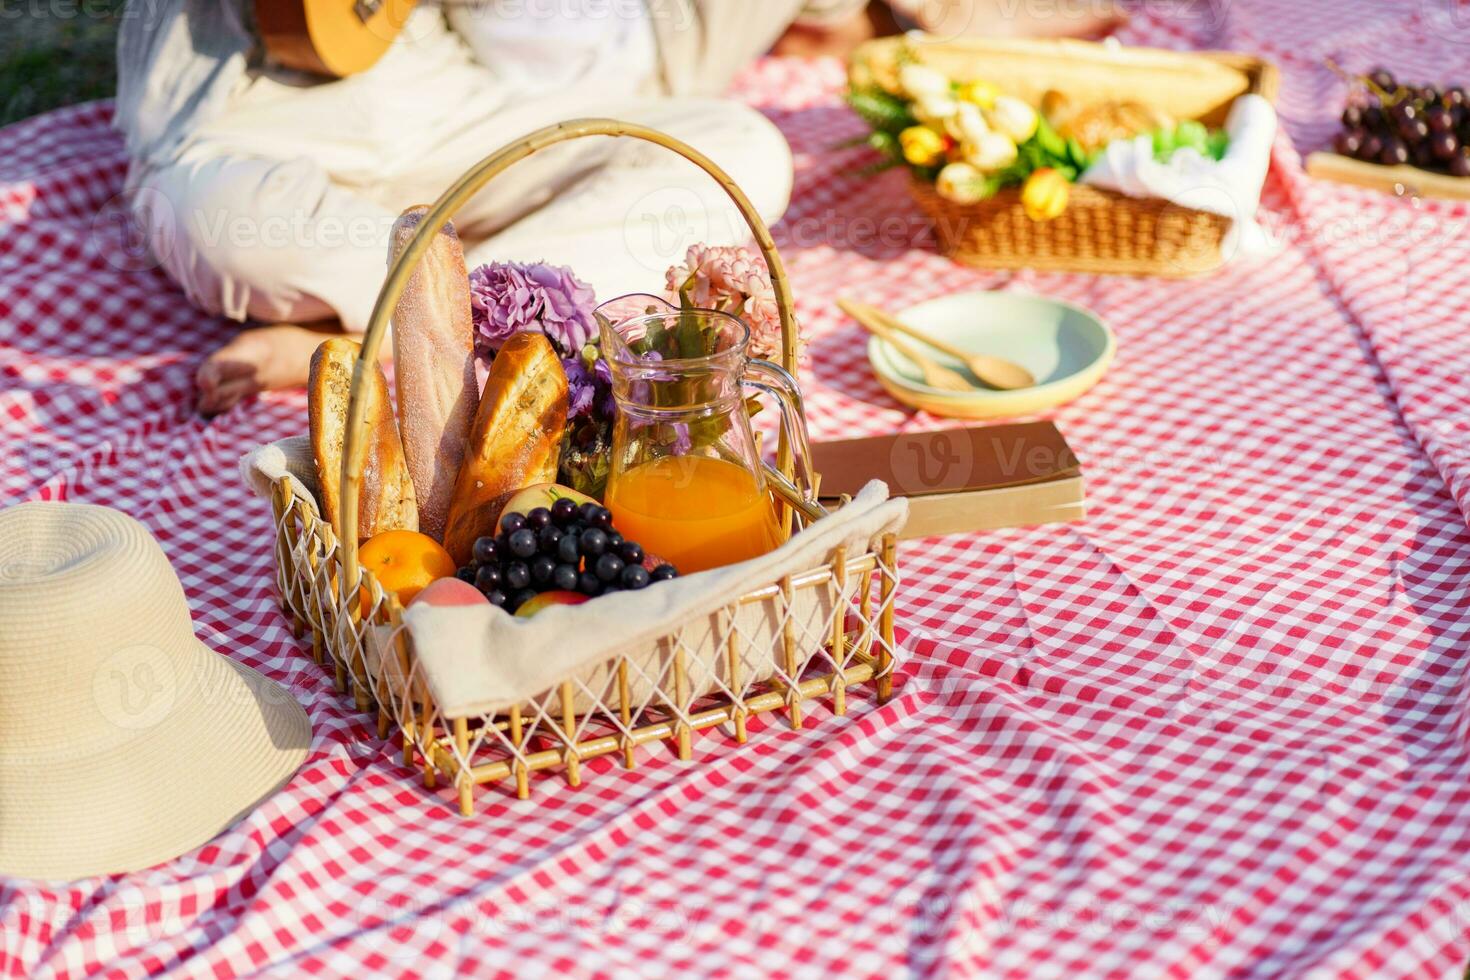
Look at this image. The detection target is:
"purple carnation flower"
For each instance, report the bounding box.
[669,423,693,456]
[562,354,604,420]
[468,261,597,357]
[593,357,615,417]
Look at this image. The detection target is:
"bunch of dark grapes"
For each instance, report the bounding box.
[454,499,678,613]
[1335,68,1470,177]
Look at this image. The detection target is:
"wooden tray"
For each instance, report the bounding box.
[1305,151,1470,201]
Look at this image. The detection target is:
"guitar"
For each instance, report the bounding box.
[254,0,420,78]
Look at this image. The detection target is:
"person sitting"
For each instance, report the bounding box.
[114,0,1120,413]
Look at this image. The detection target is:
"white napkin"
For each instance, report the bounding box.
[1080,94,1280,261]
[239,436,320,520]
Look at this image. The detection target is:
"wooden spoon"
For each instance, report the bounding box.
[838,299,977,393]
[839,298,1035,390]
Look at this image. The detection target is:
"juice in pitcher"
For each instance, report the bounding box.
[596,294,816,576]
[606,455,782,574]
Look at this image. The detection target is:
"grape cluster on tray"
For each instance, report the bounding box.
[1335,69,1470,177]
[455,498,678,613]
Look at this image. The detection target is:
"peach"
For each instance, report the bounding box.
[514,590,589,617]
[411,577,490,608]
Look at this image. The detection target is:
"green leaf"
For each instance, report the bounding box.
[995,153,1032,187]
[1176,121,1210,159]
[1207,129,1231,161]
[686,415,732,454]
[856,156,904,178]
[868,130,901,157]
[1065,137,1093,171]
[832,133,873,151]
[902,161,940,183]
[1151,127,1177,161]
[1176,119,1208,150]
[675,284,706,358]
[1035,115,1068,159]
[559,425,613,500]
[1142,121,1228,163]
[639,319,666,356]
[845,87,915,135]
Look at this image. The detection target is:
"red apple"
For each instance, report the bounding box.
[515,590,590,617]
[641,552,675,574]
[411,577,491,608]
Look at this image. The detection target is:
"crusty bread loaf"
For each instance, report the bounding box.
[1043,89,1173,153]
[308,337,418,540]
[389,205,478,542]
[442,332,568,565]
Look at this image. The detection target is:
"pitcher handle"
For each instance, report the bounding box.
[743,359,818,513]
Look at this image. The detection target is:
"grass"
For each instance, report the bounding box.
[0,2,122,127]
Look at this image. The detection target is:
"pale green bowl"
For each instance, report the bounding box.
[866,291,1116,419]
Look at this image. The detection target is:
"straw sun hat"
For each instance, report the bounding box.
[0,502,310,880]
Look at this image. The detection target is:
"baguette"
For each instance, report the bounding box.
[442,332,568,565]
[308,337,418,540]
[389,205,478,541]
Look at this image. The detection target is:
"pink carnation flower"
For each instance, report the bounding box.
[664,244,797,363]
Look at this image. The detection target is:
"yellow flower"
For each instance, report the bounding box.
[963,131,1018,172]
[1021,168,1070,221]
[899,64,951,101]
[936,162,987,205]
[900,126,949,167]
[958,80,1001,109]
[912,95,960,129]
[944,102,990,144]
[988,95,1039,144]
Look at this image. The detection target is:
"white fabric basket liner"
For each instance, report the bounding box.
[243,437,907,719]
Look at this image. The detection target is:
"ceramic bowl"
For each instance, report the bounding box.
[866,291,1115,418]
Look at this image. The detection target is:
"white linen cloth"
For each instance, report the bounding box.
[445,0,658,101]
[114,1,657,169]
[241,436,907,717]
[1079,94,1280,261]
[402,481,905,716]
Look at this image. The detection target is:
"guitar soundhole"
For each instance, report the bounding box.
[354,0,385,22]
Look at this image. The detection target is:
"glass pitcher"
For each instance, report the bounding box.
[594,294,816,575]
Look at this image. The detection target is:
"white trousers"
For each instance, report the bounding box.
[127,10,798,332]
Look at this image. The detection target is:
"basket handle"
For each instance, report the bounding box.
[339,118,800,587]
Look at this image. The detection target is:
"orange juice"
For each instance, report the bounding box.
[606,455,782,574]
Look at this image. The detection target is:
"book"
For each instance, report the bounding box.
[812,421,1084,539]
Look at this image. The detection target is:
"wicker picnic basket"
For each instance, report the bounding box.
[266,119,901,815]
[852,36,1281,277]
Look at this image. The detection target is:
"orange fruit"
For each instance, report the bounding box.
[358,530,456,615]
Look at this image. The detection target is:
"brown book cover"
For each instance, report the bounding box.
[813,422,1084,539]
[814,421,1080,499]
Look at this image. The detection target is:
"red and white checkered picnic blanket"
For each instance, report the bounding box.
[5,1,1470,975]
